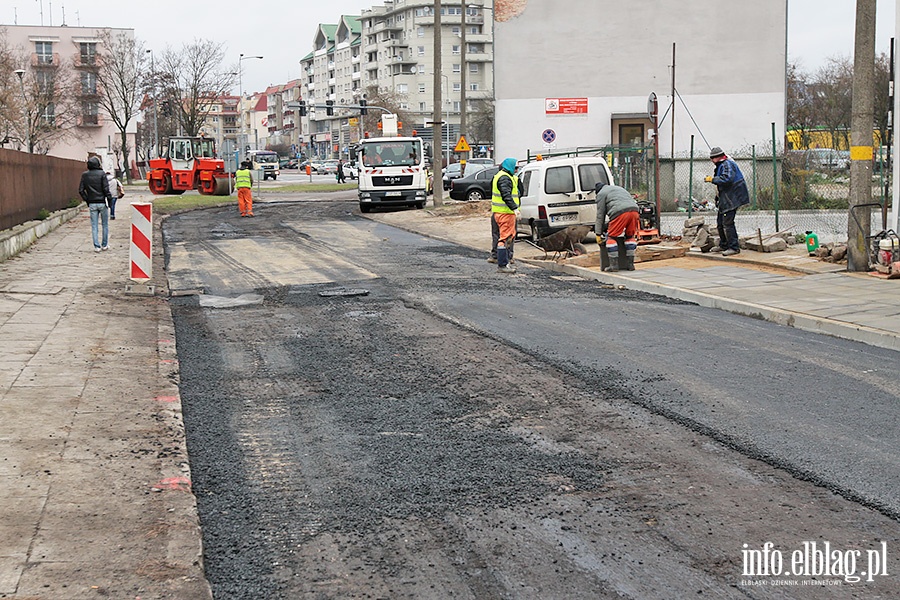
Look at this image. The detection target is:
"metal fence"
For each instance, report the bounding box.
[0,149,84,231]
[600,143,894,244]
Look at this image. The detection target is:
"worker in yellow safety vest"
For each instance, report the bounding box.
[235,160,254,217]
[490,157,520,274]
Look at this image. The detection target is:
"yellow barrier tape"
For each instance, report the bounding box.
[850,146,874,161]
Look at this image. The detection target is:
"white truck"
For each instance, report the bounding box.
[357,115,428,213]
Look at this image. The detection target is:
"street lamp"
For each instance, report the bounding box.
[14,69,29,154]
[239,53,263,158]
[145,49,159,159]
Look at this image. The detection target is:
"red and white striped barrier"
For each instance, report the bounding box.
[130,202,152,281]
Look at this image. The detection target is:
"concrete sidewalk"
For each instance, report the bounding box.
[366,205,900,352]
[0,203,210,599]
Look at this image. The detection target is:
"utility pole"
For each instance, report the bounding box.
[848,0,876,272]
[460,2,467,143]
[432,0,444,206]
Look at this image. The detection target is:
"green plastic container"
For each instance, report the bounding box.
[805,231,820,254]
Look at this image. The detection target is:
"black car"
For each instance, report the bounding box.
[449,166,499,201]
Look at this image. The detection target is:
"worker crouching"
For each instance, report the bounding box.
[491,158,521,274]
[595,182,639,271]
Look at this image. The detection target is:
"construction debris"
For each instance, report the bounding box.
[811,243,848,263]
[535,225,591,259]
[682,216,717,252]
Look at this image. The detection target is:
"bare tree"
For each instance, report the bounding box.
[811,56,853,150]
[873,51,891,152]
[467,98,494,152]
[361,85,415,137]
[785,61,816,150]
[95,31,147,183]
[158,40,237,137]
[8,49,82,154]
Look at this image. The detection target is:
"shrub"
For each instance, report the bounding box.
[36,208,51,220]
[67,198,82,208]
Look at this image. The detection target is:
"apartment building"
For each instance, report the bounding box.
[291,0,494,162]
[265,80,303,153]
[1,24,136,167]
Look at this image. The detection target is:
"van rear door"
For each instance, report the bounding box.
[542,163,595,228]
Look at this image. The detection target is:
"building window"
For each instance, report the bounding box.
[417,64,426,74]
[79,42,97,65]
[452,27,460,36]
[399,102,408,110]
[41,103,56,125]
[452,101,460,112]
[452,45,460,55]
[81,71,97,95]
[470,63,479,74]
[418,83,426,93]
[36,71,54,93]
[452,64,461,74]
[453,82,461,92]
[469,83,479,91]
[397,83,408,94]
[468,43,484,54]
[418,46,425,56]
[419,102,427,111]
[35,41,53,64]
[417,27,425,37]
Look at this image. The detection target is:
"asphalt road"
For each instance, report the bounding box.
[163,199,900,599]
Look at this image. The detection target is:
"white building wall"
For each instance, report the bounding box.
[493,0,787,160]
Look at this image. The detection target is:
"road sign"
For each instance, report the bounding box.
[542,129,556,144]
[454,135,471,152]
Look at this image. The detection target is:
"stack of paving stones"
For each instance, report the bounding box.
[682,216,718,252]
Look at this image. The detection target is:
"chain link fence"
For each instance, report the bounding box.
[605,143,894,245]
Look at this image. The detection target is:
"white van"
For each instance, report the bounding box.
[515,156,613,241]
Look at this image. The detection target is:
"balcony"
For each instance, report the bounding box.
[466,52,493,63]
[74,55,99,69]
[31,53,59,68]
[78,114,100,127]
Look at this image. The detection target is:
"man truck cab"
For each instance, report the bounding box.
[247,150,280,180]
[515,156,613,241]
[357,114,427,212]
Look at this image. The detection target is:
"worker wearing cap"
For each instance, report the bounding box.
[594,182,640,271]
[490,157,520,274]
[704,147,749,256]
[235,160,254,217]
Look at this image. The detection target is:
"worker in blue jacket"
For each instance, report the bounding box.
[704,146,749,256]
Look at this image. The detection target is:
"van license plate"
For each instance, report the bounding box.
[551,213,578,223]
[386,191,402,197]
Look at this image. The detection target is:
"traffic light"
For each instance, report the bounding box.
[359,99,367,115]
[326,100,334,116]
[298,100,307,117]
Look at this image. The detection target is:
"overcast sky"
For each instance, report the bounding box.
[3,0,897,91]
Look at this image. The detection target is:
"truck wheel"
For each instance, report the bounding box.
[415,201,426,210]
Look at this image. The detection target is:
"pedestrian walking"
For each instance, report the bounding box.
[704,146,750,256]
[594,182,640,271]
[490,158,520,274]
[78,156,113,252]
[336,159,347,183]
[235,160,254,217]
[105,171,124,220]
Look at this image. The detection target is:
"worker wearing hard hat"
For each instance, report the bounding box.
[490,157,520,274]
[594,182,639,272]
[704,146,749,256]
[235,160,254,217]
